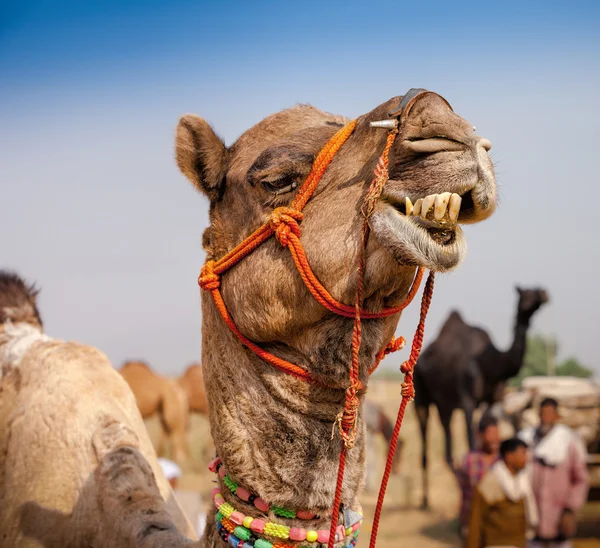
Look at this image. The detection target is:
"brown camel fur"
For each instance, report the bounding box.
[0,271,198,547]
[120,360,192,466]
[179,363,209,415]
[414,287,549,508]
[175,90,497,546]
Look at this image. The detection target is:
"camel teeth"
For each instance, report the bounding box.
[413,198,423,217]
[421,194,436,219]
[404,197,413,216]
[449,193,462,222]
[434,192,451,221]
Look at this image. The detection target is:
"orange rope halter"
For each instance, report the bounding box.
[198,109,436,548]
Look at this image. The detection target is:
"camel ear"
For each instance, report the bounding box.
[175,114,227,199]
[515,285,523,295]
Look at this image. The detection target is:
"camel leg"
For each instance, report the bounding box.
[416,403,430,509]
[463,397,476,452]
[439,405,454,471]
[156,427,168,458]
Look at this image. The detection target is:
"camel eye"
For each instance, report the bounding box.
[262,175,299,194]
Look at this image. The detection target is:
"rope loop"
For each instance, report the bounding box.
[198,260,221,291]
[270,207,304,247]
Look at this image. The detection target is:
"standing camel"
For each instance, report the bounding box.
[175,89,497,546]
[179,363,209,415]
[414,287,549,508]
[0,271,197,547]
[119,360,192,467]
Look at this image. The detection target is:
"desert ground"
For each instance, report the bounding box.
[145,379,600,547]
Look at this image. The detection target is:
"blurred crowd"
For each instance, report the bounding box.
[457,398,589,548]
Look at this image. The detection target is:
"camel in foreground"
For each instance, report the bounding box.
[414,286,548,507]
[0,271,198,547]
[176,89,497,546]
[120,360,192,466]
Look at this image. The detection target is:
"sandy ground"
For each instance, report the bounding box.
[146,379,600,547]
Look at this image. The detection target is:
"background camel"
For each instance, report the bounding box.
[178,363,208,415]
[176,89,496,546]
[0,271,198,547]
[120,360,192,467]
[414,286,549,508]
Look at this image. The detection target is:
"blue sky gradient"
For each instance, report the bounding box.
[2,1,600,375]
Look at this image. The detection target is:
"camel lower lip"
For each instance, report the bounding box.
[368,204,467,272]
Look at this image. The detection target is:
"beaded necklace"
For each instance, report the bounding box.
[209,457,363,547]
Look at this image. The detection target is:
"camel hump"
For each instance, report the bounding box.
[0,270,43,329]
[437,309,465,334]
[120,360,152,372]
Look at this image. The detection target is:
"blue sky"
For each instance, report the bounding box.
[2,0,600,375]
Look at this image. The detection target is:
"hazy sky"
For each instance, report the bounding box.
[2,1,599,376]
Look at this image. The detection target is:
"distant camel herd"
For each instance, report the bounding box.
[119,361,209,468]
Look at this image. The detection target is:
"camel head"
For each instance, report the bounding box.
[515,286,549,321]
[0,271,42,330]
[176,91,496,342]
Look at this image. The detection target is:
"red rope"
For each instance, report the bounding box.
[368,271,435,548]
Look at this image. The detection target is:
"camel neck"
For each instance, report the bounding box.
[201,298,374,532]
[502,318,530,379]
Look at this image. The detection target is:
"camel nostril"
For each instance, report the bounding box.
[479,138,492,151]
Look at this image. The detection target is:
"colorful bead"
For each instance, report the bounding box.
[219,466,227,478]
[306,530,318,543]
[234,526,251,541]
[222,516,235,533]
[272,505,296,519]
[242,516,254,529]
[289,527,307,541]
[250,518,266,534]
[220,502,235,519]
[335,525,345,541]
[317,530,329,543]
[237,486,251,501]
[264,522,289,539]
[255,540,273,548]
[224,475,238,493]
[345,527,352,535]
[295,510,316,520]
[230,511,245,526]
[214,495,225,506]
[254,498,269,512]
[208,457,221,472]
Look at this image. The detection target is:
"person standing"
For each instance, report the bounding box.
[158,458,207,538]
[519,397,589,548]
[457,415,501,538]
[467,437,538,548]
